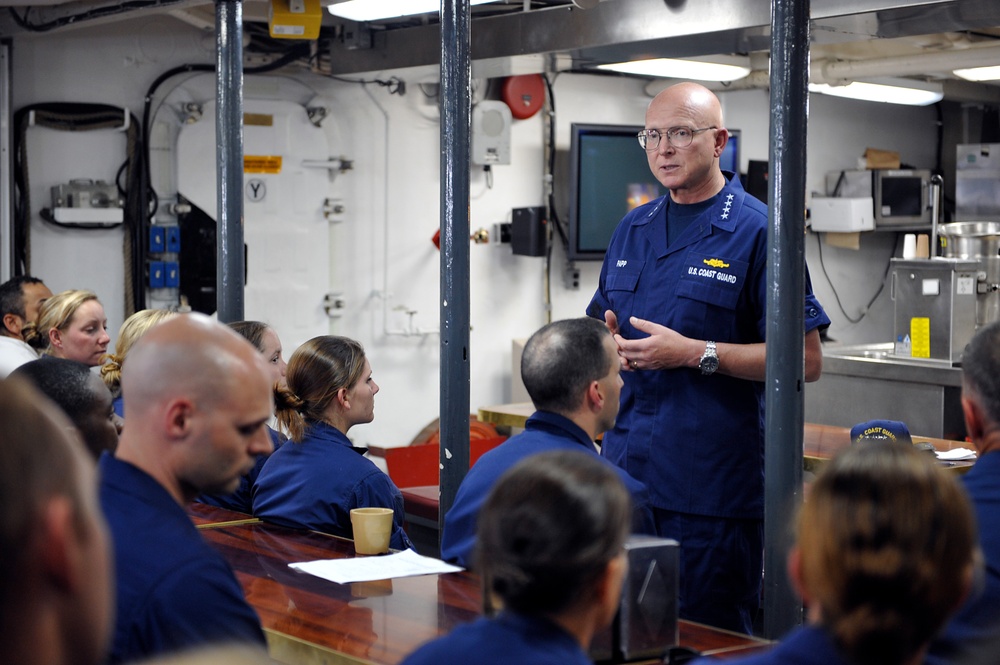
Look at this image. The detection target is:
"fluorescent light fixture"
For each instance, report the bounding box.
[328,0,495,21]
[808,77,943,106]
[953,65,1000,82]
[596,56,751,82]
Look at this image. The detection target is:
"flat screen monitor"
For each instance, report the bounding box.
[568,123,664,261]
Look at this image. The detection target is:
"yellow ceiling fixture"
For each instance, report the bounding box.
[596,55,752,82]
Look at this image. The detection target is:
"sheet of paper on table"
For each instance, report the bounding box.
[289,549,464,584]
[936,448,977,461]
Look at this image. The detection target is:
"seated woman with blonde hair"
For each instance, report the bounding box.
[690,442,977,665]
[402,449,630,665]
[24,289,109,367]
[252,335,413,550]
[100,308,176,416]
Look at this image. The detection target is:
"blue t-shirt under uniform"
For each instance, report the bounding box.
[99,454,266,664]
[252,420,413,551]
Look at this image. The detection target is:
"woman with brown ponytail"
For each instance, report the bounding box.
[251,335,413,551]
[690,443,977,665]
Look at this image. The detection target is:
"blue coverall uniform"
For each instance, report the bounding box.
[588,172,830,632]
[252,420,413,551]
[440,410,654,567]
[99,454,266,664]
[926,450,1000,664]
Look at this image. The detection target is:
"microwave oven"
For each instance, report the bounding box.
[825,169,932,229]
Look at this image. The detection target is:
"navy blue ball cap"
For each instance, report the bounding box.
[850,419,913,445]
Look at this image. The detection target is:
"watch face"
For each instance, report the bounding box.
[700,355,719,375]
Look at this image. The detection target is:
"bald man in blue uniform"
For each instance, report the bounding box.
[589,82,829,633]
[99,314,273,663]
[440,317,653,568]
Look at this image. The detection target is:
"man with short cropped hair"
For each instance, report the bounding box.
[0,275,52,376]
[440,316,653,568]
[926,319,1000,665]
[100,313,273,663]
[12,356,121,459]
[0,377,114,665]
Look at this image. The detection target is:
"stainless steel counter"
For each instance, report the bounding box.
[804,343,966,440]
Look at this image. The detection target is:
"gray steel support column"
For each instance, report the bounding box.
[1,42,12,280]
[763,0,810,640]
[438,0,472,534]
[215,0,245,323]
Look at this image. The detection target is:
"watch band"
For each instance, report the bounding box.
[699,340,719,376]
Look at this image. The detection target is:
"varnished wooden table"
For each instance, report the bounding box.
[186,502,261,529]
[802,422,974,474]
[478,403,975,474]
[202,522,771,665]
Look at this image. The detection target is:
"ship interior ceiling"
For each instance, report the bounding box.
[3,0,1000,445]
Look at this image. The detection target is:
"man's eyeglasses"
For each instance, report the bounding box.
[637,126,717,151]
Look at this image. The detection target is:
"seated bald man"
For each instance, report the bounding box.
[0,378,114,665]
[99,313,274,664]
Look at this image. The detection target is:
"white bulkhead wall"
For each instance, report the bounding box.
[12,14,936,449]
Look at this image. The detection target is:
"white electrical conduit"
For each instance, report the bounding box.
[644,43,1000,95]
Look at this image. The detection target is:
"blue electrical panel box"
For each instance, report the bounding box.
[165,262,180,288]
[149,261,165,288]
[149,226,165,253]
[165,226,181,253]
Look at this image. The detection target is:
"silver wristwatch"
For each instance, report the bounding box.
[699,341,719,376]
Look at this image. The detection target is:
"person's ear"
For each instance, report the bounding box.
[962,394,985,444]
[49,327,63,349]
[336,387,350,411]
[2,312,22,336]
[38,496,79,594]
[163,398,195,439]
[587,380,604,414]
[787,546,811,606]
[714,128,729,157]
[595,552,627,626]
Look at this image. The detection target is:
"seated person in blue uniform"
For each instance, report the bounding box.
[690,441,976,665]
[927,319,1000,665]
[252,335,414,551]
[0,377,114,665]
[440,316,653,567]
[12,355,121,458]
[403,449,630,665]
[99,313,273,664]
[199,320,288,514]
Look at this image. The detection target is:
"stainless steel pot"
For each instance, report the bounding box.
[939,221,1000,259]
[939,221,1000,327]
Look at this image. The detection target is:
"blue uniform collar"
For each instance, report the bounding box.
[303,420,369,456]
[525,411,599,451]
[634,171,748,258]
